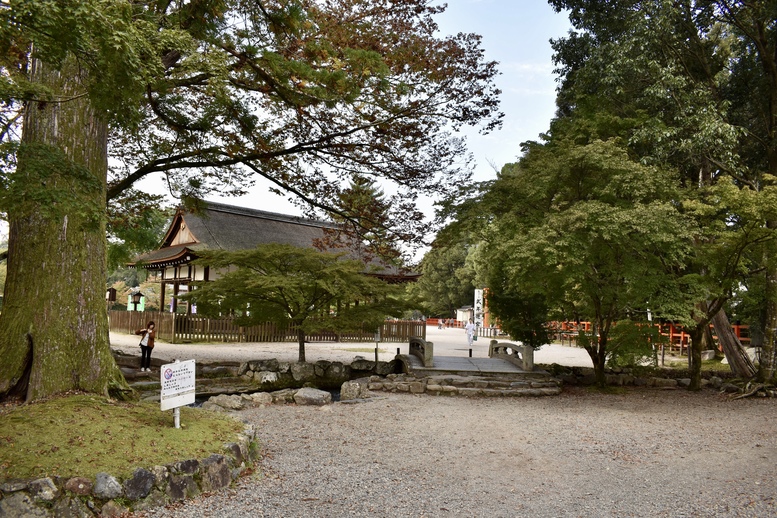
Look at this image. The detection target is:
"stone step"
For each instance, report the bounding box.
[365,374,561,397]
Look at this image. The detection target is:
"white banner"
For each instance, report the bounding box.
[474,289,484,327]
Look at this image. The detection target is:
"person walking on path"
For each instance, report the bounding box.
[465,319,477,347]
[135,321,156,372]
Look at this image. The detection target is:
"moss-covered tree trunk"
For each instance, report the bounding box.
[0,56,129,402]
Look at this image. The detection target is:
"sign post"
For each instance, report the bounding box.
[160,359,196,428]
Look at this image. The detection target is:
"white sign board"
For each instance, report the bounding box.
[474,289,484,327]
[160,360,196,411]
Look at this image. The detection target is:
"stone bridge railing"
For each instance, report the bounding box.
[489,340,534,371]
[409,336,434,367]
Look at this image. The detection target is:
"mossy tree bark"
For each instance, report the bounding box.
[0,56,130,402]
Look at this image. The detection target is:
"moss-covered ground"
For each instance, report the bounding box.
[0,393,244,481]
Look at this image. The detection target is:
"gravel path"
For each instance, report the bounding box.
[137,388,777,517]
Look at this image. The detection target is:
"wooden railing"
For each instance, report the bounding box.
[109,311,425,344]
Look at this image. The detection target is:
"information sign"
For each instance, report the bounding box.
[160,360,196,411]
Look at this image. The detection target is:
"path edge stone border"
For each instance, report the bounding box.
[0,424,260,517]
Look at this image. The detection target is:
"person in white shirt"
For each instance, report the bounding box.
[465,319,477,347]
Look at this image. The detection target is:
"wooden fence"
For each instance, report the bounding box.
[109,311,425,344]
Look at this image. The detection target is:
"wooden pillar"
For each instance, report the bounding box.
[160,281,167,313]
[172,282,179,313]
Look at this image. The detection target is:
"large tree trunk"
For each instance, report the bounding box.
[688,325,704,391]
[758,235,777,382]
[712,309,756,379]
[0,56,129,401]
[582,323,608,388]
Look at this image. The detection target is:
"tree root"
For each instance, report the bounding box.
[729,381,777,399]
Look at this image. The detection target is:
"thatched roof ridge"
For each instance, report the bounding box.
[132,201,335,267]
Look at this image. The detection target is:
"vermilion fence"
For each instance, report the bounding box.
[108,311,425,344]
[547,321,751,354]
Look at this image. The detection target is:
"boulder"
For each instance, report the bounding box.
[0,479,29,492]
[94,472,123,500]
[351,359,376,371]
[314,360,332,377]
[0,493,48,517]
[374,361,396,376]
[271,388,298,404]
[64,476,93,496]
[290,362,316,381]
[123,467,155,500]
[205,394,244,411]
[293,387,332,406]
[166,475,199,502]
[700,350,716,361]
[257,371,279,384]
[340,379,370,401]
[248,392,273,406]
[172,459,199,475]
[28,477,59,502]
[51,495,93,517]
[249,359,280,372]
[200,455,232,492]
[651,377,678,388]
[150,465,170,490]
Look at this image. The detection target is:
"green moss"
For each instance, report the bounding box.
[0,394,245,481]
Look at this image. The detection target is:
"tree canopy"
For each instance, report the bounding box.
[438,0,777,388]
[0,0,501,401]
[185,243,405,362]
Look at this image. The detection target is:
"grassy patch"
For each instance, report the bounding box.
[0,393,244,481]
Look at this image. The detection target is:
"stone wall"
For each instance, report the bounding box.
[235,357,399,390]
[0,426,259,517]
[541,363,735,389]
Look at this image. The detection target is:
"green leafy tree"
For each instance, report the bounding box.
[0,0,500,401]
[547,0,777,387]
[185,244,405,362]
[480,138,693,387]
[410,239,476,318]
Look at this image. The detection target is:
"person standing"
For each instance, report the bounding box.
[465,319,477,347]
[135,321,156,372]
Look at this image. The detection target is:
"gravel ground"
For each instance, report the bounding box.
[135,388,777,518]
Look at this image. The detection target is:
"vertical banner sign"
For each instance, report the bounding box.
[160,360,196,411]
[474,289,484,327]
